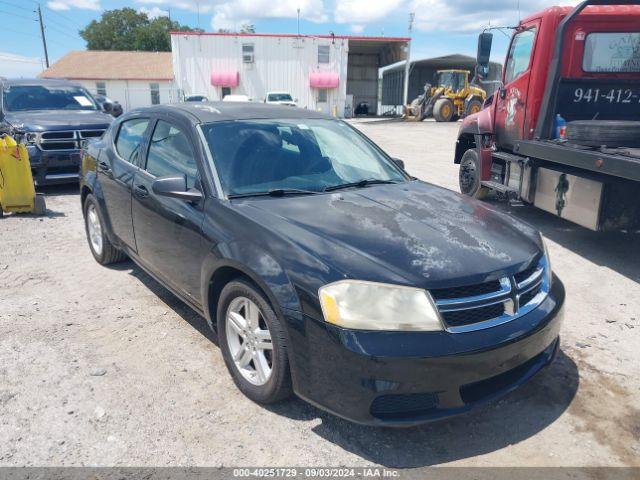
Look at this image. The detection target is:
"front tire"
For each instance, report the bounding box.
[217,280,292,404]
[433,98,455,122]
[83,194,127,265]
[459,149,489,199]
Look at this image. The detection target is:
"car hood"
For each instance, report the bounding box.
[4,110,113,131]
[235,181,542,288]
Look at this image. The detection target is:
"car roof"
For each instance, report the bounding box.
[139,102,331,123]
[0,78,82,88]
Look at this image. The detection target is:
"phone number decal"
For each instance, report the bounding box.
[573,87,640,104]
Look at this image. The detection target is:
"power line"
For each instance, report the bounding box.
[0,8,36,21]
[0,0,34,11]
[44,5,84,29]
[0,54,42,63]
[0,24,39,38]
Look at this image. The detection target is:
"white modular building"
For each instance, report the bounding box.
[40,51,179,111]
[170,32,408,117]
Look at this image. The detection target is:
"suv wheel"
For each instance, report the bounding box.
[217,280,292,404]
[83,194,127,265]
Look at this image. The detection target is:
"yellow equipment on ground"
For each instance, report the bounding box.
[0,134,46,218]
[405,69,487,122]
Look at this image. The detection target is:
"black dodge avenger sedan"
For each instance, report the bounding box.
[80,103,564,426]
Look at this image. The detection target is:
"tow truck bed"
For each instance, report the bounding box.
[514,139,640,182]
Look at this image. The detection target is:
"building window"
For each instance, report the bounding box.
[150,83,160,105]
[317,88,328,103]
[318,45,330,64]
[242,44,254,63]
[96,82,106,96]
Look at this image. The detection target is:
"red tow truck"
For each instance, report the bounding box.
[455,0,640,231]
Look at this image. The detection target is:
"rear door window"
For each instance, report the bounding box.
[583,32,640,72]
[145,120,198,188]
[115,118,149,166]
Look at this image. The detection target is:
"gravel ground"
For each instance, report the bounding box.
[0,118,638,467]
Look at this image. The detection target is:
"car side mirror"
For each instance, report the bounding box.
[102,101,113,113]
[392,158,405,170]
[152,174,203,203]
[477,32,493,67]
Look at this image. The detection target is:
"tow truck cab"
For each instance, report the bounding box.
[455,1,640,231]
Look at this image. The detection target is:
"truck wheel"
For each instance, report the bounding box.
[566,120,640,148]
[459,149,489,199]
[217,280,292,404]
[465,99,483,117]
[433,98,455,122]
[83,194,127,265]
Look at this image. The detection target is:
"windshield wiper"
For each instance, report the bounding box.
[322,178,399,192]
[227,188,320,199]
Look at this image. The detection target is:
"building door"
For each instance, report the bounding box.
[316,88,330,114]
[221,87,231,99]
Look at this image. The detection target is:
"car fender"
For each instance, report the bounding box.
[80,151,119,246]
[454,105,494,182]
[200,240,301,329]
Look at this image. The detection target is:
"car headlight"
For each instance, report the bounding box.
[318,280,443,331]
[540,234,553,286]
[15,132,39,145]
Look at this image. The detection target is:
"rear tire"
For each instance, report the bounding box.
[433,98,455,122]
[83,194,127,265]
[459,149,489,199]
[566,120,640,148]
[217,280,292,404]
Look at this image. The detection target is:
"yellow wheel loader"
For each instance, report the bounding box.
[405,69,486,122]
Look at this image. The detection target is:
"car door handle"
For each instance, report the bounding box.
[133,184,149,198]
[98,160,111,172]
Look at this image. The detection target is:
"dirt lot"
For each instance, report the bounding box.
[1,119,639,468]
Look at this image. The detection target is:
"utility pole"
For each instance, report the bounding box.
[402,12,414,108]
[297,8,300,36]
[36,3,49,68]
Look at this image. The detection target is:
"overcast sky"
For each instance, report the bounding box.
[0,0,579,77]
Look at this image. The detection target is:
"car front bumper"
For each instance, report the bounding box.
[27,146,81,185]
[284,276,565,426]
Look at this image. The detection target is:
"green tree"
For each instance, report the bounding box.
[80,8,201,51]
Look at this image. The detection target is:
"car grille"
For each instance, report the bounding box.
[370,392,439,420]
[38,129,105,151]
[431,256,549,333]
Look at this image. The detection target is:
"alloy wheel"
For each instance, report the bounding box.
[86,204,103,256]
[225,296,273,386]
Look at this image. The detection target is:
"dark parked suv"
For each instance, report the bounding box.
[0,78,113,185]
[80,102,564,426]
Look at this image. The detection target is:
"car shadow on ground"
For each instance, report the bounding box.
[264,349,579,467]
[113,260,219,345]
[491,201,640,284]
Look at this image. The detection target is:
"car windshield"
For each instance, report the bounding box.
[201,119,406,196]
[268,93,293,102]
[2,84,98,112]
